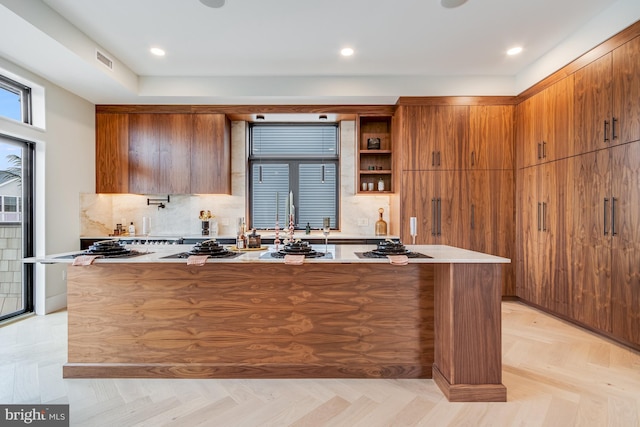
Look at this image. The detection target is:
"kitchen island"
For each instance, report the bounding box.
[34,244,509,402]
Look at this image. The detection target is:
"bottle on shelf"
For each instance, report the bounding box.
[378,178,385,192]
[236,220,247,249]
[375,208,388,236]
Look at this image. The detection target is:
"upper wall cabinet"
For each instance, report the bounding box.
[401,105,469,171]
[517,76,574,168]
[574,36,640,154]
[467,105,514,170]
[96,113,129,193]
[95,112,231,194]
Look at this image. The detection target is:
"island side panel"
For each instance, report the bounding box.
[433,263,506,402]
[64,262,434,379]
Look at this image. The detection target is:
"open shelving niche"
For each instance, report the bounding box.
[357,115,393,194]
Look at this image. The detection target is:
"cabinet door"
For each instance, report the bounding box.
[191,114,231,194]
[467,170,515,295]
[610,142,640,345]
[401,171,439,244]
[612,36,640,146]
[574,53,613,154]
[129,114,192,194]
[438,170,466,246]
[96,113,129,193]
[517,93,545,168]
[468,105,514,170]
[544,76,574,160]
[435,105,468,170]
[567,150,611,331]
[518,166,543,305]
[401,106,467,170]
[540,161,569,316]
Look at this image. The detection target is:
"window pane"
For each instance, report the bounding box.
[4,196,17,212]
[251,163,289,229]
[0,86,22,122]
[298,163,337,229]
[252,125,337,157]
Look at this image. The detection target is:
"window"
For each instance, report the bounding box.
[249,124,339,230]
[0,75,31,124]
[3,196,17,212]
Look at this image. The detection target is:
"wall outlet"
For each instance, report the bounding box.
[357,218,369,226]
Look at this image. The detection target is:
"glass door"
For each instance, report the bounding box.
[0,135,34,321]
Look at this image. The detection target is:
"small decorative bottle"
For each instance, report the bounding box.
[375,208,388,236]
[378,178,385,192]
[305,222,311,235]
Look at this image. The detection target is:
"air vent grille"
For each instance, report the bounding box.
[96,50,113,70]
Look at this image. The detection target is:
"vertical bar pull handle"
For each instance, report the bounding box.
[431,198,436,236]
[437,151,441,166]
[471,151,475,166]
[471,204,475,230]
[432,152,435,166]
[612,117,618,140]
[437,198,442,236]
[543,141,547,158]
[604,198,609,235]
[604,120,610,142]
[537,202,542,231]
[542,202,547,231]
[612,197,617,236]
[537,143,541,159]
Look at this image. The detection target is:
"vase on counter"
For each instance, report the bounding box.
[375,208,388,236]
[201,220,210,235]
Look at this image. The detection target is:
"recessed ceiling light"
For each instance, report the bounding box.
[507,46,523,56]
[341,47,354,57]
[441,0,468,8]
[199,0,226,8]
[150,47,165,56]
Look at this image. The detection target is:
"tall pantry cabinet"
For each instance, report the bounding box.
[517,33,640,349]
[397,102,516,296]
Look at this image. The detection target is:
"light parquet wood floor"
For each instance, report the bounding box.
[1,301,639,426]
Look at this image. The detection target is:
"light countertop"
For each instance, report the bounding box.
[26,244,510,265]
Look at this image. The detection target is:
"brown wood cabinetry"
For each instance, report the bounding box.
[468,106,514,169]
[96,113,129,193]
[191,114,231,194]
[574,36,640,155]
[517,76,573,168]
[517,162,569,316]
[401,106,469,170]
[129,113,192,194]
[398,102,515,296]
[566,142,640,344]
[357,115,393,193]
[95,111,231,194]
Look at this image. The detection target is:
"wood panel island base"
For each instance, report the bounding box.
[58,245,508,402]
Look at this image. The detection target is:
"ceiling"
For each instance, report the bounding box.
[1,0,639,105]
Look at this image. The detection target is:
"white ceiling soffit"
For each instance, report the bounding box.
[0,0,639,105]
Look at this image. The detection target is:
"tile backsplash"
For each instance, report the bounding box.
[80,121,392,237]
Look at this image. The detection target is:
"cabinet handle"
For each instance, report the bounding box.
[603,198,609,235]
[471,151,475,166]
[471,204,475,230]
[437,151,441,166]
[612,117,618,140]
[612,197,617,236]
[542,202,547,231]
[431,152,435,167]
[437,198,442,236]
[604,120,610,142]
[537,143,542,159]
[543,141,547,158]
[431,198,436,236]
[537,202,542,231]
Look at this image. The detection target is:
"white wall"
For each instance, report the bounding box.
[0,56,95,315]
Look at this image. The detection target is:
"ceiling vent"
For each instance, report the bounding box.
[95,49,113,70]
